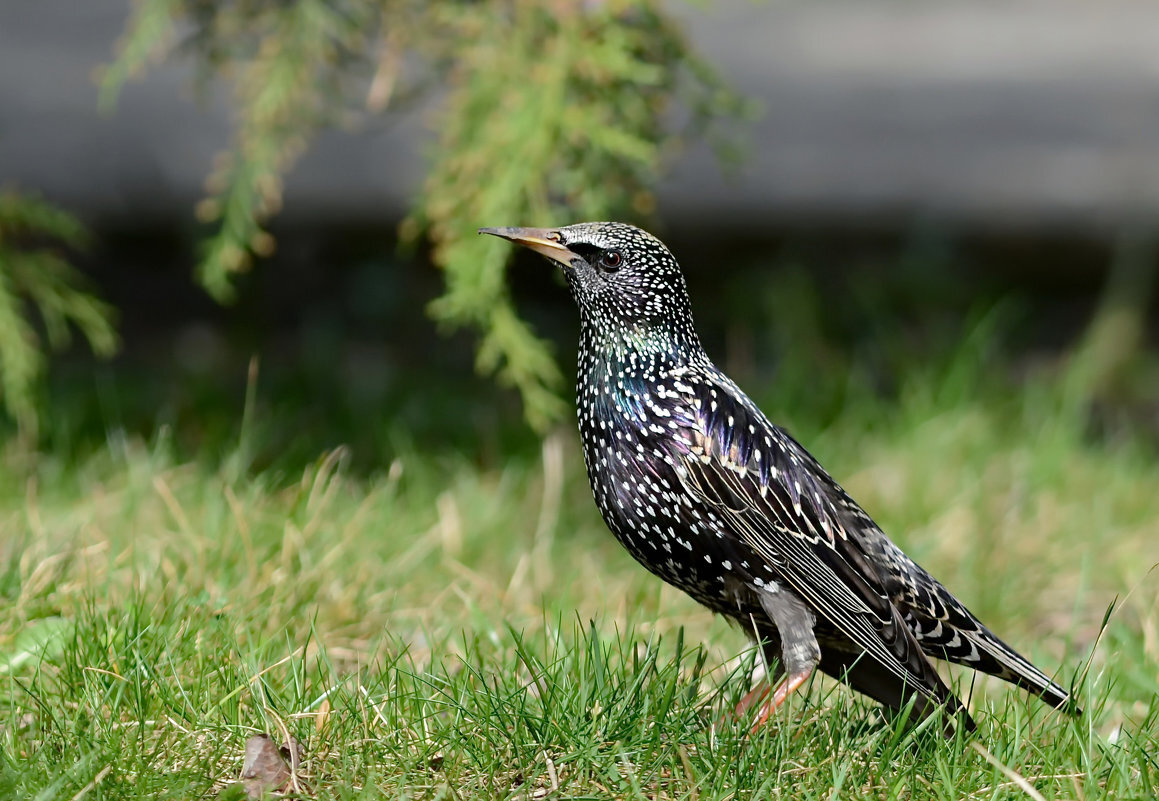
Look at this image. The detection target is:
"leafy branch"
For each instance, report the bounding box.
[0,192,119,436]
[101,0,747,427]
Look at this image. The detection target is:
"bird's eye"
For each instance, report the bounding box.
[601,250,623,272]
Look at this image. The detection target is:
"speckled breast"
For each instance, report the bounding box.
[576,409,743,614]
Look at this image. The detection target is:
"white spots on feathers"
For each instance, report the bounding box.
[566,223,853,607]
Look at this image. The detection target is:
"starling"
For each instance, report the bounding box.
[480,222,1079,731]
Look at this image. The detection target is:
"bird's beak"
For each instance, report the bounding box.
[478,226,574,268]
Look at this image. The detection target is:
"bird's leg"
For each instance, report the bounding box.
[748,584,821,732]
[733,681,771,718]
[750,668,814,731]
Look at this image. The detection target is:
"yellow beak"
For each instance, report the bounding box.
[478,226,574,267]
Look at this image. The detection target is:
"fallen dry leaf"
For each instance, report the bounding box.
[225,733,304,800]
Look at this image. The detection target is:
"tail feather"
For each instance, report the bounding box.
[901,601,1081,715]
[959,628,1081,714]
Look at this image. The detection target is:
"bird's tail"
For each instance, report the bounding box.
[894,558,1082,715]
[960,627,1082,715]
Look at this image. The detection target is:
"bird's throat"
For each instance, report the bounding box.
[578,324,701,427]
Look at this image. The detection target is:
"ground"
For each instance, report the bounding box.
[2,331,1157,799]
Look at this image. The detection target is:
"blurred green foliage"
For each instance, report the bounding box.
[0,191,118,437]
[100,0,746,429]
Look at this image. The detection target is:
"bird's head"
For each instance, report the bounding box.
[480,222,700,356]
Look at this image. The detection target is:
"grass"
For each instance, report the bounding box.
[2,313,1158,799]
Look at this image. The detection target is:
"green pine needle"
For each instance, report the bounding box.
[0,191,118,436]
[98,0,747,428]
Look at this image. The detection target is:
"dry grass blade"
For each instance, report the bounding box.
[969,742,1047,801]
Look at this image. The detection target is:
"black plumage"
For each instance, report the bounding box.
[480,222,1079,731]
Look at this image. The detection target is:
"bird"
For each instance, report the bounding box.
[479,221,1080,732]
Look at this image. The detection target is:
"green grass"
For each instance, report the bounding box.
[2,324,1158,799]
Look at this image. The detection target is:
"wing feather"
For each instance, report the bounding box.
[668,370,956,704]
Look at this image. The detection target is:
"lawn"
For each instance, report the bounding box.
[2,319,1157,799]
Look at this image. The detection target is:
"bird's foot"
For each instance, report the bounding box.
[714,681,769,730]
[749,668,813,732]
[734,682,771,718]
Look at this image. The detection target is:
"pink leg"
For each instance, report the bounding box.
[715,678,770,729]
[733,681,771,718]
[750,668,814,732]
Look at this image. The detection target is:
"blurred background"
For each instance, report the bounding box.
[2,0,1158,466]
[2,5,1158,792]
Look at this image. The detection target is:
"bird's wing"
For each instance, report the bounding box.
[664,369,954,702]
[790,439,1078,712]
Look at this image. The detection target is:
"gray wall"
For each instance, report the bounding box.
[4,0,1159,231]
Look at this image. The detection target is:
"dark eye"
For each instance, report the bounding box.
[601,250,623,272]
